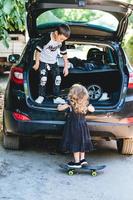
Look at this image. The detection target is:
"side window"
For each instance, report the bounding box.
[105,47,116,65]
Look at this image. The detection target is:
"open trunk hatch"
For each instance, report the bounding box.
[26,0,133,41]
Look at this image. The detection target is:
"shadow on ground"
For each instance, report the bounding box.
[0,130,118,157]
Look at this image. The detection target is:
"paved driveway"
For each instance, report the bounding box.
[0,53,133,200]
[0,138,132,200]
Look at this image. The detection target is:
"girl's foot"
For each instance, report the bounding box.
[67,161,81,168]
[80,159,88,166]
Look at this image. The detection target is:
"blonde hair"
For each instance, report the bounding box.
[68,84,89,114]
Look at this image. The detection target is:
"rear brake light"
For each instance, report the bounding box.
[128,72,133,89]
[13,112,30,121]
[127,117,133,123]
[10,67,24,84]
[120,117,133,124]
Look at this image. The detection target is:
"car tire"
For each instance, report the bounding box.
[117,139,133,155]
[2,116,20,150]
[117,139,123,153]
[87,84,103,101]
[2,134,20,150]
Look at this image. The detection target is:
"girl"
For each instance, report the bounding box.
[57,84,95,168]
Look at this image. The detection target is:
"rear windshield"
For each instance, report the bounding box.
[37,9,118,31]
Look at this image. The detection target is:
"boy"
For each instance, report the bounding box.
[33,24,71,104]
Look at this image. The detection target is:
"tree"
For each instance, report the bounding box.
[0,0,25,47]
[52,9,97,22]
[122,0,133,64]
[124,36,133,64]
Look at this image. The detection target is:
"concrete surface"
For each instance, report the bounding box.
[0,139,132,200]
[0,74,133,200]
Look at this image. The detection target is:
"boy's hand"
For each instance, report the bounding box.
[33,63,39,71]
[63,67,69,77]
[88,104,95,112]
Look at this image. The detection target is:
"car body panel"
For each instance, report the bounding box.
[2,0,133,154]
[3,108,133,139]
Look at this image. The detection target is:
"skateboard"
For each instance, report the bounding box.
[59,164,106,176]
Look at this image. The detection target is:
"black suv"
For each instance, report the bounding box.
[3,0,133,154]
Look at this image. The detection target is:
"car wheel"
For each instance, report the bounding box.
[116,139,123,153]
[117,139,133,155]
[2,134,20,150]
[2,116,20,150]
[87,84,103,100]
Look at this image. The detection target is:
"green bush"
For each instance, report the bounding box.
[124,35,133,65]
[0,0,25,47]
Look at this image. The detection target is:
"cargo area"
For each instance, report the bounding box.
[27,42,123,108]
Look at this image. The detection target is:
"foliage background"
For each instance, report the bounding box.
[0,0,25,47]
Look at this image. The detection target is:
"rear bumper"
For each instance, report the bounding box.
[88,121,133,139]
[4,110,133,139]
[4,110,64,136]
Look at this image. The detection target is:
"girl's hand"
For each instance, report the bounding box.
[57,104,69,111]
[88,104,95,112]
[57,104,63,111]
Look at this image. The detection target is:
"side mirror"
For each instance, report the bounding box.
[8,54,20,63]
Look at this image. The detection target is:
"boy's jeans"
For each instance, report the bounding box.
[38,61,61,97]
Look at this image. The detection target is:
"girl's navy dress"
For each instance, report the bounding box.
[62,107,93,153]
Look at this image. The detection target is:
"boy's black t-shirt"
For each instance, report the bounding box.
[36,32,67,64]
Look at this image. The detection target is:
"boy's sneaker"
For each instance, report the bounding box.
[67,161,81,168]
[35,96,44,104]
[80,159,88,166]
[53,97,66,104]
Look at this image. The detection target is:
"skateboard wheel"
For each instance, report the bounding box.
[91,170,97,176]
[68,170,74,176]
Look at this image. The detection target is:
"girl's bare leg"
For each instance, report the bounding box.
[73,152,80,163]
[80,152,88,165]
[80,152,85,160]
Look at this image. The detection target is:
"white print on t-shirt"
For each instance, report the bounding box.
[40,34,62,64]
[46,45,61,52]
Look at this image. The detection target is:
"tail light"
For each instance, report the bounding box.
[10,67,24,84]
[127,117,133,123]
[128,72,133,89]
[13,112,30,121]
[120,117,133,124]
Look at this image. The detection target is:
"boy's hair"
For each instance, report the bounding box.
[68,84,89,114]
[56,24,71,38]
